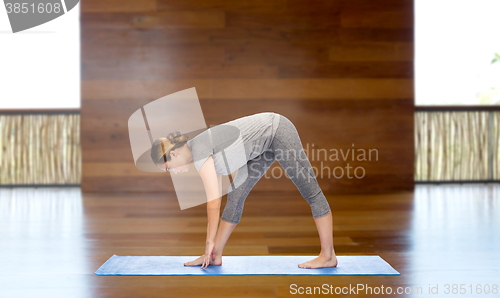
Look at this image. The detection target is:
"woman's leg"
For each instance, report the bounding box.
[271,115,337,268]
[185,151,276,266]
[212,220,237,260]
[213,150,277,257]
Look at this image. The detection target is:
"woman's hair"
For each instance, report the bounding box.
[150,131,189,165]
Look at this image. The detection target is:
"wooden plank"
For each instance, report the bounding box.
[81,26,339,46]
[82,62,279,80]
[81,0,156,13]
[156,0,287,13]
[341,0,413,11]
[83,60,412,80]
[284,0,344,14]
[82,79,413,100]
[211,78,414,99]
[278,61,412,78]
[223,42,331,64]
[81,79,213,100]
[82,44,226,67]
[226,11,341,29]
[81,176,172,192]
[83,162,160,177]
[329,42,413,61]
[82,11,225,29]
[339,28,413,42]
[131,11,225,29]
[341,10,413,28]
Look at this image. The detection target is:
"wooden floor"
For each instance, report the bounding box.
[0,184,499,297]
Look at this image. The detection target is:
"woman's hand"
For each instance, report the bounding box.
[201,241,216,269]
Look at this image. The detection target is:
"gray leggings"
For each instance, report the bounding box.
[220,115,331,224]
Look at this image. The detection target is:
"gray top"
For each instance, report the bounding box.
[186,112,281,175]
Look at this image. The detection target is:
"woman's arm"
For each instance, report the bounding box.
[199,155,222,243]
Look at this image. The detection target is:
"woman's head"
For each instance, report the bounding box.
[150,131,192,174]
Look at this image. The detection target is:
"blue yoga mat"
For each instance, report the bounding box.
[95,255,400,275]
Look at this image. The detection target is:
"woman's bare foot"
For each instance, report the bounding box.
[298,253,337,269]
[184,254,222,266]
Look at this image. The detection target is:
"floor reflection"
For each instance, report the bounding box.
[409,184,500,288]
[0,184,498,297]
[0,187,91,298]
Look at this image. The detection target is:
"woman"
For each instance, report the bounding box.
[151,112,337,269]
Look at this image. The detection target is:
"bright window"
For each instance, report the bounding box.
[415,0,500,105]
[0,3,80,109]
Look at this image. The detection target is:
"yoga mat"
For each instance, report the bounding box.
[95,255,400,275]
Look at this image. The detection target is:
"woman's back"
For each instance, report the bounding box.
[187,112,281,175]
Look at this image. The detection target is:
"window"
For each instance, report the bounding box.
[0,3,80,109]
[415,0,500,106]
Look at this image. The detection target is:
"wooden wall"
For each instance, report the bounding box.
[81,0,414,194]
